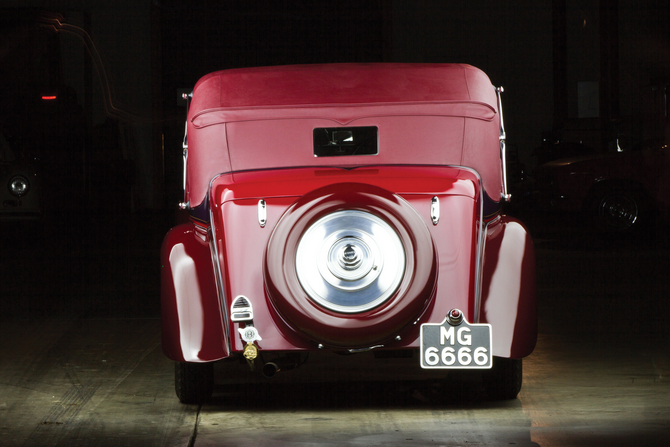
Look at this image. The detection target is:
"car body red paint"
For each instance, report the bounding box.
[161,64,536,402]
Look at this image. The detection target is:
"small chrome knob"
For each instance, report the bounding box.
[338,244,362,270]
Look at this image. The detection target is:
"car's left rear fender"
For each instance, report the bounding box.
[161,222,230,362]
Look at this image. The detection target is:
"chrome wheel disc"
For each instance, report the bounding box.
[599,193,638,230]
[295,210,405,313]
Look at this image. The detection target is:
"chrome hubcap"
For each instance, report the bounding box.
[296,210,405,313]
[599,194,638,230]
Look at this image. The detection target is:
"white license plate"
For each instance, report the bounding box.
[420,311,492,369]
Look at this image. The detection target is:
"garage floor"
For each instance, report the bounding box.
[1,212,668,446]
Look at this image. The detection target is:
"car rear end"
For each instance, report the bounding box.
[161,63,536,403]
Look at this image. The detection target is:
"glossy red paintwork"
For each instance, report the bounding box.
[208,166,479,354]
[161,223,229,362]
[264,183,438,348]
[479,216,537,358]
[183,64,502,208]
[162,63,536,364]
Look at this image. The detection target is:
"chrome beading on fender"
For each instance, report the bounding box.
[208,199,231,354]
[295,210,405,314]
[447,164,485,323]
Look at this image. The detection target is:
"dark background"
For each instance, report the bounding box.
[1,0,669,317]
[2,0,668,211]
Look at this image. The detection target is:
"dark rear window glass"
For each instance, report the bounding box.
[313,126,378,157]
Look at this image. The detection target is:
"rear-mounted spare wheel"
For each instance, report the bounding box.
[264,183,437,348]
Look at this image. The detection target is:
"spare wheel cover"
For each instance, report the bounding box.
[264,183,437,348]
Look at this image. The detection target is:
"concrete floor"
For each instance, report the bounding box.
[1,212,669,446]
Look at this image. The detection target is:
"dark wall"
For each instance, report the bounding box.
[156,1,557,204]
[156,0,393,206]
[3,1,667,209]
[391,0,553,171]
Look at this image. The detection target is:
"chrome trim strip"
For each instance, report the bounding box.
[495,86,512,202]
[208,201,231,354]
[445,165,486,323]
[474,171,485,323]
[180,123,189,209]
[348,345,384,353]
[181,92,192,209]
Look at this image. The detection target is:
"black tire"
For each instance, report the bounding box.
[175,361,214,404]
[482,357,522,400]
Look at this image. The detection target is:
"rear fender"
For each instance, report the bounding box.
[479,216,537,359]
[161,222,230,362]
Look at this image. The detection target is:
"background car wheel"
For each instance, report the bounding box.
[175,361,214,404]
[482,357,522,400]
[589,185,646,233]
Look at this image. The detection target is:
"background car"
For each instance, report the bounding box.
[0,131,41,221]
[534,138,670,233]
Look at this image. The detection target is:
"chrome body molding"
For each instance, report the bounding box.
[209,203,231,354]
[347,345,384,353]
[450,165,487,323]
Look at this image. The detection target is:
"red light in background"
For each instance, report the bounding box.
[42,95,57,100]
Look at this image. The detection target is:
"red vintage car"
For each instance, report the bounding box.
[161,64,536,403]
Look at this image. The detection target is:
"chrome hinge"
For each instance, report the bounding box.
[180,93,192,210]
[258,199,267,227]
[496,86,512,202]
[430,196,440,225]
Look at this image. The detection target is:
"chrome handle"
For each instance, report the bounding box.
[258,199,267,227]
[430,196,440,225]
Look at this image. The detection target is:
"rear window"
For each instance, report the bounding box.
[313,126,378,157]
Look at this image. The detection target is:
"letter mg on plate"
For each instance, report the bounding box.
[420,315,492,369]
